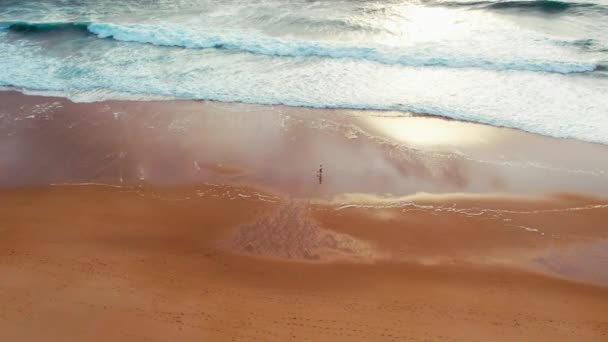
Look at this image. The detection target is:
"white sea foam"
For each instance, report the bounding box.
[1,1,607,144]
[85,22,598,74]
[1,34,606,144]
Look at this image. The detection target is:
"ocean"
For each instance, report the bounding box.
[1,0,607,143]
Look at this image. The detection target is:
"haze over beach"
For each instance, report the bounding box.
[1,1,608,341]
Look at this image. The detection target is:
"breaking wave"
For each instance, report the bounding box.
[435,0,608,14]
[0,21,600,74]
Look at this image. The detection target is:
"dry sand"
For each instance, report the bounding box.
[1,91,608,341]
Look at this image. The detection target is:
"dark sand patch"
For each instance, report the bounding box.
[225,202,377,262]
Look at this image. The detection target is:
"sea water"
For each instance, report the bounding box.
[1,0,607,143]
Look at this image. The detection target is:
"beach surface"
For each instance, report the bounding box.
[1,91,608,341]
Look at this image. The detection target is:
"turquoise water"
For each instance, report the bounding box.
[1,0,607,143]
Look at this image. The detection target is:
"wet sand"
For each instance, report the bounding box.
[1,91,608,341]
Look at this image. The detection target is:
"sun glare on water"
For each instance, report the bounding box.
[380,5,468,45]
[364,115,495,147]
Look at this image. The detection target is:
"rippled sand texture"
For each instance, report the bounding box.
[226,202,377,261]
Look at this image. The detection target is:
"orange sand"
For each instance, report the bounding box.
[1,91,608,341]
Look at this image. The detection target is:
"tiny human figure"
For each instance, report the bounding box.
[317,164,323,184]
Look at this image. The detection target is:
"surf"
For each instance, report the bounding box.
[1,0,607,145]
[434,0,608,15]
[0,21,600,74]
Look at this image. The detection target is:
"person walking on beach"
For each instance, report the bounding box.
[317,164,323,184]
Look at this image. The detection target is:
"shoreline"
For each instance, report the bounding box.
[2,90,607,196]
[3,87,608,147]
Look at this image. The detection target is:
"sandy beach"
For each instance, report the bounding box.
[1,91,608,341]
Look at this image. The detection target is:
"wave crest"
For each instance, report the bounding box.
[435,0,608,14]
[0,20,600,74]
[90,22,599,74]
